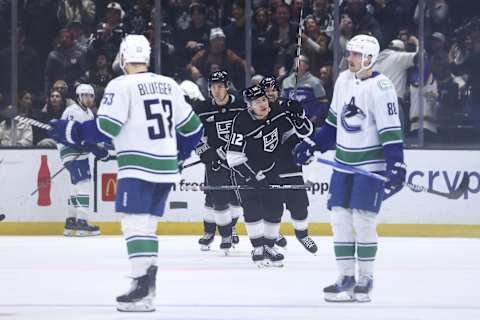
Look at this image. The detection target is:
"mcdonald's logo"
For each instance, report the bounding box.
[102,173,117,201]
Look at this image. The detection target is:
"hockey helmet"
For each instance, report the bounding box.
[76,83,95,99]
[208,70,229,86]
[259,75,280,91]
[243,85,266,104]
[119,35,151,70]
[346,34,380,71]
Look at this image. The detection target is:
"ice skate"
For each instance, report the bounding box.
[264,246,284,267]
[117,265,157,312]
[231,225,240,245]
[323,275,356,302]
[220,236,232,255]
[76,219,100,236]
[297,235,318,254]
[198,233,215,251]
[274,234,287,248]
[354,275,373,303]
[63,217,77,237]
[251,246,265,267]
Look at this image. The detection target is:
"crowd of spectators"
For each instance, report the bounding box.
[0,0,479,147]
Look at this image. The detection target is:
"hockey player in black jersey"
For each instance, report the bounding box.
[226,85,312,267]
[259,76,318,254]
[193,70,244,253]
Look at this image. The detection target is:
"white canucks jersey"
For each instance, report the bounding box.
[325,70,402,172]
[59,103,94,164]
[97,72,202,183]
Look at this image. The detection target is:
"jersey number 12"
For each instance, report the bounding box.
[144,99,173,140]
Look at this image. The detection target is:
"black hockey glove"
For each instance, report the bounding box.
[286,100,304,117]
[384,162,406,199]
[82,144,110,161]
[246,171,269,189]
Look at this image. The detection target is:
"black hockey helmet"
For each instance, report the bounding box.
[243,85,266,104]
[208,70,229,86]
[259,75,280,91]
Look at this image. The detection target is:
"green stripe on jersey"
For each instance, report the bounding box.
[334,244,355,258]
[177,113,202,136]
[357,244,378,259]
[326,109,337,127]
[118,153,178,172]
[335,146,384,165]
[76,195,89,207]
[379,129,403,145]
[98,117,122,137]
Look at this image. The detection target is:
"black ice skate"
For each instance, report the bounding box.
[251,246,265,267]
[297,236,318,254]
[274,234,287,248]
[76,219,100,236]
[231,226,240,245]
[264,246,284,267]
[220,236,232,255]
[353,275,373,303]
[64,217,77,237]
[117,265,158,312]
[198,233,215,251]
[323,275,356,302]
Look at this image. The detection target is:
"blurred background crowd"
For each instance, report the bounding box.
[0,0,479,148]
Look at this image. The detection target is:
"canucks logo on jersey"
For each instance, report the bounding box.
[216,120,233,143]
[340,97,366,133]
[263,128,279,152]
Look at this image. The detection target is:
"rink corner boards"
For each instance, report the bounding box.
[1,222,480,237]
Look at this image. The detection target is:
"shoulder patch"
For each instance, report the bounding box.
[377,79,393,91]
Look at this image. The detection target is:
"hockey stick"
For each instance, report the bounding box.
[182,159,202,170]
[30,154,82,196]
[292,2,305,98]
[14,115,52,130]
[189,182,314,191]
[316,157,470,200]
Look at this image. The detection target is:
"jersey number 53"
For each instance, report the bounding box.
[144,99,173,140]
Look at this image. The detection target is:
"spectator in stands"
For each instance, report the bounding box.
[80,52,113,103]
[0,91,34,147]
[0,28,42,99]
[57,0,96,34]
[252,7,275,76]
[343,0,383,45]
[36,90,67,145]
[271,4,298,73]
[319,65,333,103]
[332,14,354,70]
[88,2,125,64]
[51,80,75,107]
[313,0,334,36]
[414,0,451,36]
[187,27,250,93]
[68,21,89,54]
[429,32,447,55]
[451,29,480,135]
[290,0,305,24]
[281,55,328,127]
[301,15,332,77]
[177,2,212,67]
[224,0,246,58]
[44,28,87,97]
[374,37,419,131]
[123,0,153,35]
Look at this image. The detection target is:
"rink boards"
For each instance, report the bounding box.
[0,149,479,236]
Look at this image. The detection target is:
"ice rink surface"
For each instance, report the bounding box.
[1,235,480,320]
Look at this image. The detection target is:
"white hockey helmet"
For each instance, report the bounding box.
[119,34,151,71]
[346,34,380,71]
[76,83,95,98]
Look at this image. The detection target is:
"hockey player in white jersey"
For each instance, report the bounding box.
[48,35,203,312]
[294,34,406,302]
[60,84,103,237]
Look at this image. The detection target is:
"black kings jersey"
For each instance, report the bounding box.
[192,94,245,150]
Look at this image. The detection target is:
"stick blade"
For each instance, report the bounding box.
[447,172,470,200]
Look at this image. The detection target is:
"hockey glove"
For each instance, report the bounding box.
[83,144,110,161]
[246,171,269,189]
[48,119,84,146]
[384,162,406,199]
[286,100,304,117]
[293,137,317,165]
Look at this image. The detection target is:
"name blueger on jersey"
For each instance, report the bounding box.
[138,81,172,96]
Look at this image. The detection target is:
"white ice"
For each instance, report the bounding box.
[1,236,480,320]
